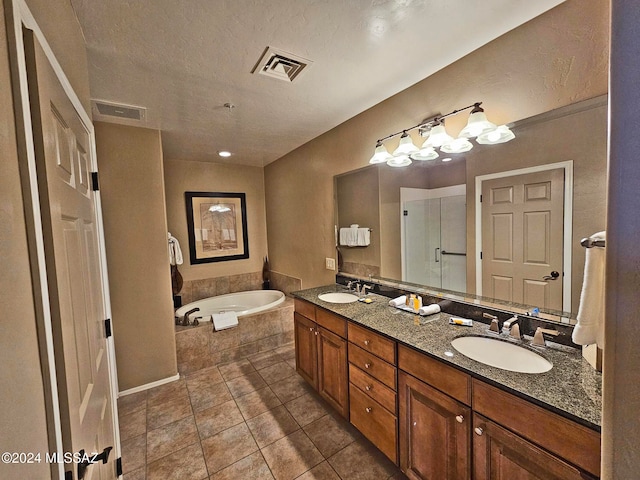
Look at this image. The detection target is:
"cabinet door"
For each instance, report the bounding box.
[399,372,470,480]
[473,414,589,480]
[294,312,318,389]
[317,327,349,418]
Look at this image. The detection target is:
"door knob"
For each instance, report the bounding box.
[543,271,560,281]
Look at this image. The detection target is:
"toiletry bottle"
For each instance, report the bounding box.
[413,295,420,311]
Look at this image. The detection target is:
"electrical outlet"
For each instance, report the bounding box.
[325,257,336,270]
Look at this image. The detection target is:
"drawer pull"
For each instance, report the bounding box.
[364,363,371,369]
[455,415,464,424]
[474,427,484,436]
[363,340,370,346]
[365,385,372,391]
[365,407,372,413]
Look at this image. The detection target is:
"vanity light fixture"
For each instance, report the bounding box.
[368,102,515,166]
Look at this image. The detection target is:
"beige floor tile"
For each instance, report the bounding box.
[147,394,193,430]
[118,391,148,418]
[218,358,256,380]
[186,365,224,386]
[269,374,313,404]
[201,422,259,473]
[188,379,233,412]
[195,399,245,440]
[248,350,284,370]
[284,393,329,427]
[261,430,324,480]
[121,433,146,474]
[328,441,399,480]
[284,357,297,370]
[146,443,208,480]
[258,361,297,385]
[147,380,189,409]
[120,409,147,442]
[123,467,146,480]
[303,413,358,458]
[294,461,340,480]
[147,416,199,463]
[209,451,274,480]
[226,371,268,398]
[246,405,300,448]
[234,386,282,420]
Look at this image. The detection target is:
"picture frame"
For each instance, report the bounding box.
[185,191,249,264]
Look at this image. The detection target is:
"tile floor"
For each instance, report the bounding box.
[118,343,406,480]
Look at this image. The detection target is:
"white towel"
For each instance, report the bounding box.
[168,232,183,266]
[356,228,370,246]
[419,304,441,316]
[339,227,358,247]
[212,311,239,331]
[389,295,407,307]
[572,231,606,348]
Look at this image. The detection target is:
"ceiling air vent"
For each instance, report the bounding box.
[252,47,312,83]
[91,100,147,122]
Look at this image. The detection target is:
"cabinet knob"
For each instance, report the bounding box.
[455,415,464,424]
[309,327,314,332]
[363,340,370,346]
[364,363,371,369]
[365,385,372,391]
[314,330,318,336]
[474,427,484,436]
[365,407,372,413]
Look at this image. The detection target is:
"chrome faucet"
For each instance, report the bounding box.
[501,315,523,340]
[483,313,499,333]
[532,327,560,346]
[356,284,372,297]
[182,307,200,326]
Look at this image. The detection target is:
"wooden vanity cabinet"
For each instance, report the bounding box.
[294,300,349,418]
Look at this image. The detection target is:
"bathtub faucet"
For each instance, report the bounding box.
[182,307,200,326]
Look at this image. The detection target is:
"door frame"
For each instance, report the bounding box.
[400,184,466,281]
[475,161,573,313]
[5,1,121,477]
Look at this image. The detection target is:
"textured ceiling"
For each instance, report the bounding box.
[71,0,564,167]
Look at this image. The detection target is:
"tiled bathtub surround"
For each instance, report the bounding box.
[269,271,302,297]
[175,299,294,374]
[118,344,405,480]
[178,271,264,306]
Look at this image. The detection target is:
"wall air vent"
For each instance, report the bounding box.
[252,47,312,83]
[91,100,147,122]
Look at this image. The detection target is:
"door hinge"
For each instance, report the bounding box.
[116,457,123,476]
[65,471,73,480]
[480,194,483,203]
[480,251,483,260]
[403,210,408,216]
[91,172,99,191]
[104,318,112,338]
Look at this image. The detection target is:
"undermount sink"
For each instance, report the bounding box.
[451,336,553,374]
[318,292,360,304]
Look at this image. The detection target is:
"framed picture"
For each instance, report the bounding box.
[185,192,249,264]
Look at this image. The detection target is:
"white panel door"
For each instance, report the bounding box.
[481,169,564,310]
[24,29,116,479]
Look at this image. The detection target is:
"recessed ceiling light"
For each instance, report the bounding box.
[218,151,232,157]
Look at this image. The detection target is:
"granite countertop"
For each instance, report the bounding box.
[293,284,602,431]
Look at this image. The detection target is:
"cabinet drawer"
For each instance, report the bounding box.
[294,298,315,321]
[349,344,397,390]
[348,323,396,364]
[316,308,347,338]
[349,363,396,414]
[350,383,398,464]
[472,379,600,477]
[398,344,471,405]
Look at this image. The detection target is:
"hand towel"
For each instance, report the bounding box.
[389,295,407,307]
[168,232,183,266]
[419,304,441,316]
[339,227,358,247]
[572,231,606,348]
[356,228,370,246]
[212,311,239,331]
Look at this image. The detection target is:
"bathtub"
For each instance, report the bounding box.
[175,290,285,322]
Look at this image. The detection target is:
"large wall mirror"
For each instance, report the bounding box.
[336,96,607,324]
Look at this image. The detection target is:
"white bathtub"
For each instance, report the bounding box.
[175,290,286,322]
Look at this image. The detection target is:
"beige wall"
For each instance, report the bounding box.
[1,0,91,477]
[265,0,609,290]
[164,159,268,282]
[95,122,177,391]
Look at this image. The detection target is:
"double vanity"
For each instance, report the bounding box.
[293,284,601,479]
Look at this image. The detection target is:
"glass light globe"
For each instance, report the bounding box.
[387,155,412,167]
[441,137,474,154]
[425,124,454,148]
[459,111,497,138]
[369,143,393,164]
[477,125,515,144]
[392,133,419,156]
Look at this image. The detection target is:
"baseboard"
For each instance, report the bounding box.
[118,373,181,397]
